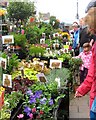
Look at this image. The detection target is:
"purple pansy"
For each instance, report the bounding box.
[40,97,47,104]
[34,90,42,98]
[30,95,36,104]
[26,90,33,96]
[49,99,54,106]
[24,106,31,116]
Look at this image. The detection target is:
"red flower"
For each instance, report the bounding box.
[40,110,44,115]
[30,17,34,22]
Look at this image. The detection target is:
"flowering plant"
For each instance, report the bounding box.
[17,89,55,119]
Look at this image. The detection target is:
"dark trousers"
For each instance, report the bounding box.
[80,68,88,84]
[74,48,79,56]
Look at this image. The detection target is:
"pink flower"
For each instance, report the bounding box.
[17,114,24,118]
[32,107,36,113]
[29,113,33,119]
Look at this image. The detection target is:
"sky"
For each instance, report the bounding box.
[33,0,91,23]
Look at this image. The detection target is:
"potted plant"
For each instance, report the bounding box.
[29,45,45,57]
[5,53,20,74]
[16,81,65,120]
[5,91,24,111]
[4,91,24,120]
[69,58,83,92]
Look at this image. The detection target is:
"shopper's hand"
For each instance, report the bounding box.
[74,91,83,98]
[90,39,94,47]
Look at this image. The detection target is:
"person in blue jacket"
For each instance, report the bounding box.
[72,22,80,56]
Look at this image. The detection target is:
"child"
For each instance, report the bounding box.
[73,42,92,84]
[75,41,96,120]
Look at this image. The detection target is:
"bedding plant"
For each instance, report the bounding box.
[17,82,65,120]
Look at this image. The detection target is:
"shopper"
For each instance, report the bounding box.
[73,42,92,84]
[75,41,96,120]
[79,18,96,53]
[72,22,80,56]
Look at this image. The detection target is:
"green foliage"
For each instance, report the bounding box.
[5,91,24,111]
[25,23,53,44]
[0,52,7,58]
[46,68,70,87]
[45,39,51,47]
[69,58,83,70]
[29,81,58,95]
[49,16,60,29]
[25,25,41,44]
[57,53,72,61]
[29,45,45,56]
[11,33,27,47]
[6,53,20,74]
[39,22,53,38]
[25,81,65,119]
[7,2,36,21]
[0,105,11,119]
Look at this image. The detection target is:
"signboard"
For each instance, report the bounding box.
[3,74,12,88]
[40,38,45,44]
[0,57,7,70]
[36,73,47,83]
[50,59,62,69]
[2,35,14,44]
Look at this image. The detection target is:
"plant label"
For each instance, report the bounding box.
[3,74,12,88]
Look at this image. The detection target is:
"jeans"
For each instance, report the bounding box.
[90,110,96,120]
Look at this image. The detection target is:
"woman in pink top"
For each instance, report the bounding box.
[73,42,92,84]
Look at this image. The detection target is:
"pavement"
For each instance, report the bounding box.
[69,93,90,119]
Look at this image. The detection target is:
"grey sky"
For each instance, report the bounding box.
[33,0,91,23]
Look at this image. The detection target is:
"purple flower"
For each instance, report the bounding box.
[34,90,42,98]
[24,106,31,116]
[30,95,36,104]
[40,97,47,104]
[26,90,33,96]
[49,99,54,106]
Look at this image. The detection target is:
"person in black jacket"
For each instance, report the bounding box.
[79,18,96,53]
[79,18,90,53]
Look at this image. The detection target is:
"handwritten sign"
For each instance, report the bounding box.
[36,73,47,83]
[0,57,7,70]
[3,74,12,88]
[2,35,14,44]
[50,59,62,69]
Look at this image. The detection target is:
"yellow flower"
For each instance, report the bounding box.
[61,32,70,40]
[0,87,5,92]
[0,9,7,16]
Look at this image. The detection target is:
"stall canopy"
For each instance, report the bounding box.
[85,0,96,13]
